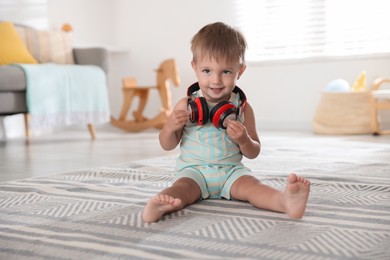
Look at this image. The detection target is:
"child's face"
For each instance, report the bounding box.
[192,56,246,103]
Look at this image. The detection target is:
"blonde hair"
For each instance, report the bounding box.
[191,22,247,65]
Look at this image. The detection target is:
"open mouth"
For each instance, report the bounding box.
[209,87,224,94]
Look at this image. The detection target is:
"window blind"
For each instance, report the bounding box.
[235,0,390,62]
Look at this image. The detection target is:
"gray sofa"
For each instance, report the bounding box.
[0,47,109,139]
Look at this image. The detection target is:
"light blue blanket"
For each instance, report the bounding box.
[17,63,110,128]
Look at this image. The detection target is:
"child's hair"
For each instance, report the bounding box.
[191,22,247,65]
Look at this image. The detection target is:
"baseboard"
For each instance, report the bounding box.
[1,115,314,139]
[256,119,312,132]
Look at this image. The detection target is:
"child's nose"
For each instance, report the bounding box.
[211,73,222,84]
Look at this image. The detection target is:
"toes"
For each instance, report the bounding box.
[155,195,165,203]
[288,173,298,183]
[297,176,310,186]
[161,195,170,203]
[155,194,179,206]
[289,174,310,186]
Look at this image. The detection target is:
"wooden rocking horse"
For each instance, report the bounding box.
[110,59,181,131]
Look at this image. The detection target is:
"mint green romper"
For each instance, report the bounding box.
[175,91,251,199]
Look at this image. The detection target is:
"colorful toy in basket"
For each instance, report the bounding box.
[351,70,367,92]
[325,79,350,92]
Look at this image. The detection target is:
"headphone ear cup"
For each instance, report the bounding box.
[210,101,237,129]
[198,97,209,125]
[189,97,209,125]
[188,99,197,123]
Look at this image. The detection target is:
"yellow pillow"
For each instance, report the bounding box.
[0,22,37,65]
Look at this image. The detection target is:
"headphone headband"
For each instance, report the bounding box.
[187,82,200,97]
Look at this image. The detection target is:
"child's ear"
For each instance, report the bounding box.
[237,64,246,80]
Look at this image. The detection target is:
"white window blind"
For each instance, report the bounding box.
[235,0,390,62]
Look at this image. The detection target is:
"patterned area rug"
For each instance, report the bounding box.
[1,134,390,259]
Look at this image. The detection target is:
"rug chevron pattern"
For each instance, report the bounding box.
[1,134,390,259]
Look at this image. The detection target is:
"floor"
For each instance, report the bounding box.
[0,125,178,182]
[1,125,389,183]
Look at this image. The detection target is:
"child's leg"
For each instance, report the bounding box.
[142,177,201,223]
[230,173,310,219]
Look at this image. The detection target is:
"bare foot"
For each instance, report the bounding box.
[283,173,310,219]
[142,194,182,223]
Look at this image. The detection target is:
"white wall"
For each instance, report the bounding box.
[2,0,390,138]
[47,0,116,47]
[0,0,49,29]
[241,57,390,130]
[108,0,390,131]
[108,0,240,124]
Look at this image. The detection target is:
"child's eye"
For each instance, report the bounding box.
[202,69,210,74]
[223,70,232,75]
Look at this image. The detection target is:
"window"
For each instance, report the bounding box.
[235,0,390,62]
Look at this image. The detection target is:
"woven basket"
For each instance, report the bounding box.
[313,91,373,134]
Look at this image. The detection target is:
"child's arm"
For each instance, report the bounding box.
[159,97,189,151]
[226,102,261,159]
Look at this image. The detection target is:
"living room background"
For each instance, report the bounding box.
[2,0,390,137]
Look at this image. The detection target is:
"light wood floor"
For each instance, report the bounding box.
[1,125,389,183]
[0,125,178,183]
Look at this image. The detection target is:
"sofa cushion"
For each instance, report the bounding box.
[73,48,109,73]
[0,22,38,65]
[14,25,75,64]
[0,66,26,91]
[0,91,28,115]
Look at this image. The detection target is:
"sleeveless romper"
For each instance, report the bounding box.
[175,90,251,199]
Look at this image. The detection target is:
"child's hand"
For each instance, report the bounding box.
[166,110,189,132]
[226,119,249,145]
